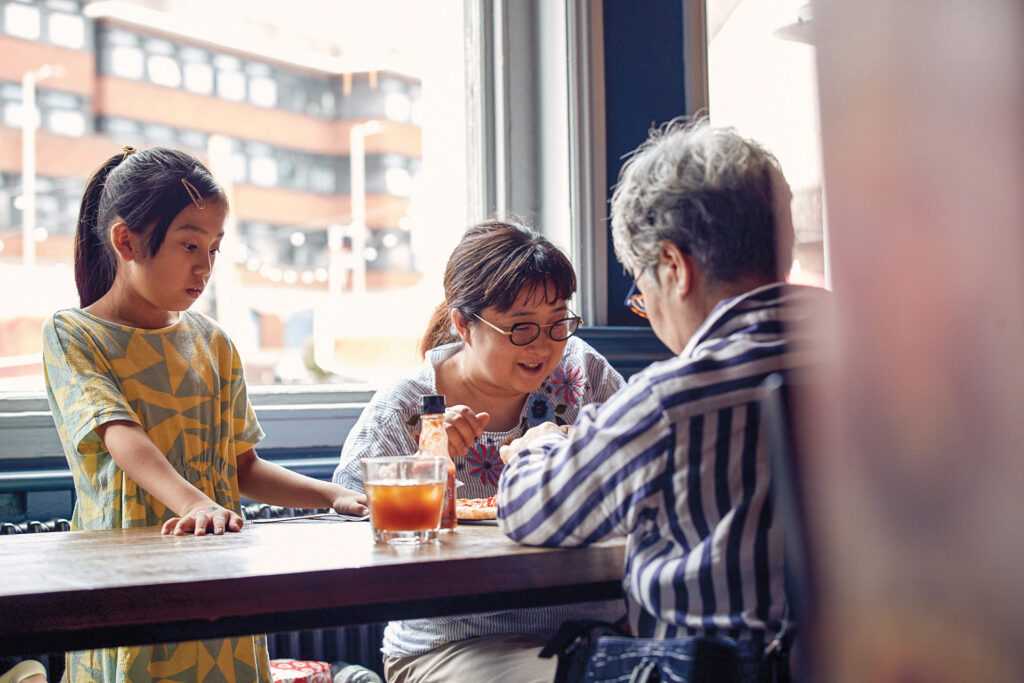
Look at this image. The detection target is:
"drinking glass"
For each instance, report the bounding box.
[362,456,447,545]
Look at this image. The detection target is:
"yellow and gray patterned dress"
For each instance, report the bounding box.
[42,308,272,683]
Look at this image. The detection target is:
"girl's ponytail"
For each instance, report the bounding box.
[74,153,123,307]
[418,302,456,358]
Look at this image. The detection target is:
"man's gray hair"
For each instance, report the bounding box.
[610,118,788,283]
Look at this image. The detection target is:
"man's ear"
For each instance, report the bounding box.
[109,221,138,262]
[660,241,693,298]
[451,308,471,344]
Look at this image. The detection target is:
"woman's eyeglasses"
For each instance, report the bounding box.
[473,313,583,346]
[624,281,647,319]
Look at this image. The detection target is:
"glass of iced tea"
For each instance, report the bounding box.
[362,456,447,545]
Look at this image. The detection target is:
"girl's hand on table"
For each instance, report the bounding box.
[162,501,244,536]
[443,405,491,456]
[330,488,369,517]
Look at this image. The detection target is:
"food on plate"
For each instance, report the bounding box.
[456,495,498,520]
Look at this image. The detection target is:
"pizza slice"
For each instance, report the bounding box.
[455,495,498,520]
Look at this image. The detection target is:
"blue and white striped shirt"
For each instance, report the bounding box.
[499,283,823,646]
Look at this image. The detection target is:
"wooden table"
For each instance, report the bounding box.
[0,520,625,655]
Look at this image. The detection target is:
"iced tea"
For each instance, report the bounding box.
[366,480,444,531]
[362,455,447,545]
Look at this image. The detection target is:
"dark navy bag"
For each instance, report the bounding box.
[540,620,792,683]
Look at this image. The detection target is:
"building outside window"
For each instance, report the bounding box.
[0,0,469,393]
[4,1,41,40]
[706,0,828,287]
[47,109,85,136]
[47,11,85,48]
[147,54,182,88]
[110,45,145,79]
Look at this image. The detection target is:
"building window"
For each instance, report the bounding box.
[111,46,145,79]
[47,11,84,48]
[47,109,84,136]
[147,55,182,88]
[385,92,412,122]
[183,62,213,94]
[4,2,41,40]
[2,102,22,128]
[249,76,277,107]
[309,165,336,193]
[217,69,246,101]
[384,167,413,197]
[250,156,278,186]
[178,129,208,150]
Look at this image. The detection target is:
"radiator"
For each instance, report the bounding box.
[4,507,387,680]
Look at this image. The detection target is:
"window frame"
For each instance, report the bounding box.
[0,0,642,459]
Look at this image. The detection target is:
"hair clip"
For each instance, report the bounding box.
[120,145,136,162]
[181,177,205,209]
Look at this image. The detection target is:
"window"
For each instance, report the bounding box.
[111,46,145,79]
[148,55,182,88]
[385,92,411,122]
[706,0,827,287]
[249,76,276,107]
[217,69,246,101]
[309,165,336,193]
[4,2,40,40]
[384,166,413,197]
[250,156,278,186]
[48,12,84,48]
[47,109,84,136]
[2,101,22,127]
[0,0,473,398]
[247,63,276,107]
[183,62,213,94]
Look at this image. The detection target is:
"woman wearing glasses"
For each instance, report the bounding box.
[333,219,624,683]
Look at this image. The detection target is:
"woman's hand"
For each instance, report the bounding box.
[330,487,369,517]
[499,422,567,464]
[161,500,244,536]
[443,405,491,457]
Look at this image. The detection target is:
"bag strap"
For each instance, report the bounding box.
[541,619,629,683]
[539,619,623,659]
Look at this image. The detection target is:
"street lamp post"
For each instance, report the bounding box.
[21,64,62,268]
[348,120,381,293]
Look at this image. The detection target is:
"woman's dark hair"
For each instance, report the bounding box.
[419,220,577,357]
[73,146,226,307]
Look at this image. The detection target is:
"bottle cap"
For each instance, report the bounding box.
[421,394,446,415]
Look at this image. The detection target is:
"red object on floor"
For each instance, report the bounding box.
[269,659,332,683]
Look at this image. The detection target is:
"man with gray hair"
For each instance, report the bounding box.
[497,119,821,680]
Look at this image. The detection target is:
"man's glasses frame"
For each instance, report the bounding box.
[472,313,584,346]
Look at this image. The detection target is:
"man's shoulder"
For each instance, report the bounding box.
[630,334,788,411]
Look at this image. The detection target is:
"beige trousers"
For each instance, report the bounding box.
[384,635,557,683]
[0,660,47,683]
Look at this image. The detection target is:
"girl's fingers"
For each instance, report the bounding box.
[161,517,179,535]
[193,512,209,536]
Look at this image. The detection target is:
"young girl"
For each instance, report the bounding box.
[42,146,367,683]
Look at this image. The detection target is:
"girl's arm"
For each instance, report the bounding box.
[237,450,368,516]
[99,421,244,535]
